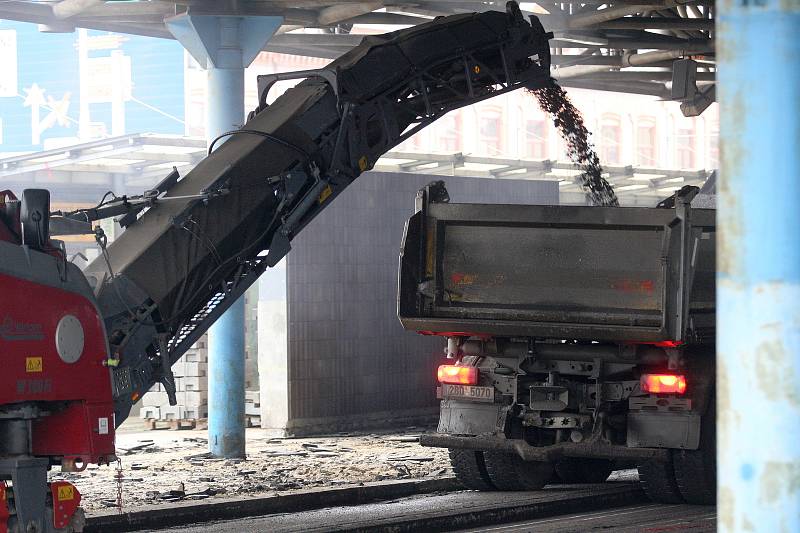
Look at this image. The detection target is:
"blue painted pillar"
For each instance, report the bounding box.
[717,3,800,531]
[206,58,246,458]
[167,13,282,458]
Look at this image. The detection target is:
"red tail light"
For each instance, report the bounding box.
[641,374,687,394]
[437,365,477,385]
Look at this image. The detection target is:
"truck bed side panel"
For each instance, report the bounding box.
[399,203,715,342]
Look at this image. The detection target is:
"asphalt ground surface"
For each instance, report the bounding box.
[152,499,716,533]
[136,482,700,532]
[458,503,716,532]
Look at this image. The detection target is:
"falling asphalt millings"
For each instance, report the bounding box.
[529,83,619,207]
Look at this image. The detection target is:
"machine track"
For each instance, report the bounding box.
[448,449,495,491]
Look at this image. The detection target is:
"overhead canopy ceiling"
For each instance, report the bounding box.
[0,133,711,206]
[0,1,715,112]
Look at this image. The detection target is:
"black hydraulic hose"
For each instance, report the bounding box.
[207,129,311,161]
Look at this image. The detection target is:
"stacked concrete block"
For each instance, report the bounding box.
[244,285,260,390]
[171,344,208,419]
[245,390,261,427]
[140,405,161,420]
[140,334,209,424]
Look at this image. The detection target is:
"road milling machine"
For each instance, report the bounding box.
[0,4,554,530]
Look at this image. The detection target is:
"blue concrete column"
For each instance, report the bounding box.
[206,20,247,459]
[717,3,800,532]
[167,12,282,458]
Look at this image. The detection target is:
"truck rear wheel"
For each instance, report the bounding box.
[673,399,716,504]
[637,456,684,504]
[448,448,495,490]
[554,458,614,484]
[482,451,553,491]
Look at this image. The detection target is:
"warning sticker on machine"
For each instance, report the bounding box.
[98,417,109,435]
[25,357,43,373]
[57,485,74,501]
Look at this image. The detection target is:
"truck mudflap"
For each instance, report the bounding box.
[437,400,506,436]
[420,433,669,463]
[627,411,701,450]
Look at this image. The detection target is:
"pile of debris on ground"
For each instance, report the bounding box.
[50,424,450,513]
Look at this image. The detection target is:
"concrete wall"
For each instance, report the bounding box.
[258,259,289,431]
[260,172,558,435]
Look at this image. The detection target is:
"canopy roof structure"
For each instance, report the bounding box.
[0,133,712,206]
[0,1,715,112]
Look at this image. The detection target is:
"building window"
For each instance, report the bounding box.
[707,123,719,169]
[676,126,696,169]
[479,108,503,155]
[600,114,621,165]
[439,113,461,152]
[636,119,657,167]
[525,119,547,159]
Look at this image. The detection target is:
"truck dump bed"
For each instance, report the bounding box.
[398,192,715,343]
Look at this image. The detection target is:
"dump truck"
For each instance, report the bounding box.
[398,181,716,505]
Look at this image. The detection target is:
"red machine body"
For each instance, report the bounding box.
[0,190,115,469]
[0,272,116,466]
[48,482,82,530]
[0,482,8,533]
[0,189,112,531]
[0,188,115,478]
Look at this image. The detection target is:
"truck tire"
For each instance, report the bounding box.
[448,448,495,490]
[482,451,553,491]
[554,458,614,484]
[673,398,716,504]
[637,456,684,504]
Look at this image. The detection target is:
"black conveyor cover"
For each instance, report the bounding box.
[83,3,554,425]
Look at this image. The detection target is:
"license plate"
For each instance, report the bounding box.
[442,384,495,403]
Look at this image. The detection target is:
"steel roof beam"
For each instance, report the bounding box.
[317,2,384,25]
[63,2,178,19]
[0,1,718,96]
[114,151,206,164]
[346,12,432,25]
[51,0,102,19]
[137,136,207,149]
[546,0,705,4]
[72,20,173,38]
[606,37,713,51]
[263,44,344,58]
[267,32,363,47]
[594,16,713,30]
[0,1,62,24]
[568,4,662,28]
[578,70,716,82]
[557,78,671,97]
